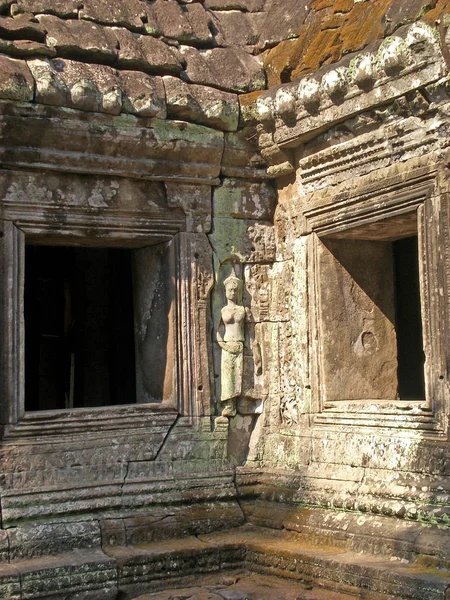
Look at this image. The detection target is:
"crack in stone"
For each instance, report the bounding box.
[120,460,131,492]
[153,414,180,462]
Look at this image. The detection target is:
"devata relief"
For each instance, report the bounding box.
[217,267,262,417]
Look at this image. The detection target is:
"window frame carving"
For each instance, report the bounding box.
[0,184,214,440]
[304,167,450,436]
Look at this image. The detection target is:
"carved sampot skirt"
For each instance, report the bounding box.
[219,341,244,401]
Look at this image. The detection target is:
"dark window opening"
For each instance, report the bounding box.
[393,236,425,400]
[25,245,136,411]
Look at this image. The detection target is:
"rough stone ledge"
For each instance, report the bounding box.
[0,100,225,185]
[1,526,449,599]
[237,469,450,529]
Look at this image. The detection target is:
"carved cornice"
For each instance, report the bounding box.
[254,24,448,177]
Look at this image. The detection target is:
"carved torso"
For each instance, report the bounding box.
[221,304,245,342]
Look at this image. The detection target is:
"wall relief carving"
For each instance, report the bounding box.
[216,266,262,417]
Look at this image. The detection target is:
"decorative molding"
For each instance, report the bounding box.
[0,189,216,436]
[256,24,444,148]
[303,167,449,436]
[255,24,447,177]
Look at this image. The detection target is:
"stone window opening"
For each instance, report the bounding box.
[1,228,179,428]
[24,245,137,411]
[317,212,426,403]
[392,235,425,401]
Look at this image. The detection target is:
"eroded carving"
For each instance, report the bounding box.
[217,267,262,417]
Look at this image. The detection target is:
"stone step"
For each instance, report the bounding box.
[108,526,450,600]
[0,548,117,599]
[0,526,449,599]
[131,571,361,600]
[207,528,450,600]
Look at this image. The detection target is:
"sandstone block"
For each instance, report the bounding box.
[0,14,46,42]
[213,178,275,220]
[145,0,195,43]
[101,518,127,547]
[181,46,266,93]
[165,181,212,232]
[7,521,102,560]
[0,566,20,600]
[0,54,34,101]
[39,14,119,63]
[80,0,146,31]
[164,76,239,132]
[0,530,8,562]
[0,38,56,58]
[118,70,166,118]
[184,3,214,45]
[317,238,398,401]
[209,217,275,264]
[114,28,182,75]
[204,0,265,10]
[222,128,267,178]
[27,57,68,106]
[28,58,124,114]
[258,0,312,49]
[54,59,103,112]
[16,0,81,17]
[211,9,260,48]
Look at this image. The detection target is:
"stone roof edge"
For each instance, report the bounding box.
[248,23,450,177]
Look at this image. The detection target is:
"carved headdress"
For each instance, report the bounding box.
[223,266,242,290]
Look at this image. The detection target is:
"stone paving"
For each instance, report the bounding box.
[132,572,358,600]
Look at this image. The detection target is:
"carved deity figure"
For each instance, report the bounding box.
[217,268,262,417]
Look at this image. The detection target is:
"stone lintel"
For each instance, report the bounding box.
[0,101,225,185]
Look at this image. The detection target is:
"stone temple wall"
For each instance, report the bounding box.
[0,1,450,598]
[238,6,450,550]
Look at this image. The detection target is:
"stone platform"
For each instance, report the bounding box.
[2,524,449,599]
[132,572,358,600]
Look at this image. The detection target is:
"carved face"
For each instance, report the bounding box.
[224,280,240,302]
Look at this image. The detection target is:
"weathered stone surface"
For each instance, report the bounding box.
[165,182,211,232]
[39,14,119,62]
[18,550,117,599]
[209,217,275,264]
[16,0,82,18]
[7,521,101,559]
[204,0,265,11]
[0,38,57,58]
[0,14,46,42]
[27,57,68,106]
[263,27,444,149]
[1,4,450,600]
[0,530,8,562]
[181,46,266,93]
[213,178,275,220]
[221,128,268,179]
[317,238,398,401]
[260,0,448,86]
[0,104,224,182]
[114,28,182,75]
[28,57,125,113]
[0,54,34,101]
[164,76,239,131]
[144,0,212,44]
[210,9,261,48]
[118,70,166,118]
[185,3,215,45]
[258,0,312,49]
[80,0,146,30]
